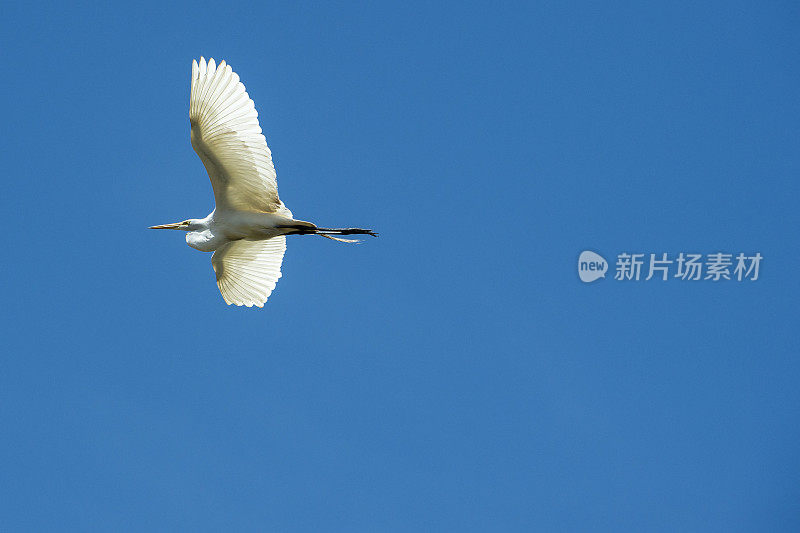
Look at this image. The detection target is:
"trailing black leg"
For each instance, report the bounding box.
[278,222,378,242]
[314,227,378,237]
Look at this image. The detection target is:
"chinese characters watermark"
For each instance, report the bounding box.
[578,251,762,283]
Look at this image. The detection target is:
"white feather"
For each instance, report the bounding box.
[211,237,287,307]
[189,58,281,214]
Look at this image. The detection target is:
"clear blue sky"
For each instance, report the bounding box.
[1,1,799,531]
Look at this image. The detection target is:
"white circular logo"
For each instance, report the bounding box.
[578,251,607,283]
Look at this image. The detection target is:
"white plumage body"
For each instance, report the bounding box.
[151,57,375,308]
[184,210,296,253]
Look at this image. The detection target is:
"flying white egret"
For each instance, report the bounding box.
[151,57,376,307]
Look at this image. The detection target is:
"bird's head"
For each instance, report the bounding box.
[149,219,197,231]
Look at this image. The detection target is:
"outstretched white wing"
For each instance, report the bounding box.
[211,237,287,307]
[190,57,281,213]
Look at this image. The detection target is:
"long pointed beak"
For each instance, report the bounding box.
[149,222,183,230]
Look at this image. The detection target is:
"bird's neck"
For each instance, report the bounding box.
[186,227,219,252]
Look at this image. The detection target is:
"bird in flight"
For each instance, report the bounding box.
[151,57,376,307]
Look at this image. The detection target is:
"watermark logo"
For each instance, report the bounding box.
[578,251,608,283]
[578,251,762,283]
